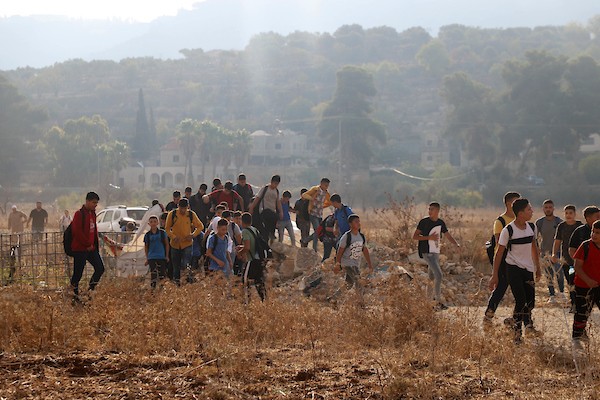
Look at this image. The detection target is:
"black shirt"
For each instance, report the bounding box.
[232,184,254,212]
[29,208,48,231]
[165,201,178,212]
[555,220,583,265]
[294,198,309,222]
[416,217,448,256]
[569,224,592,253]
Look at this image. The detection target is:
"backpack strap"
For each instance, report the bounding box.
[498,216,507,228]
[345,231,366,249]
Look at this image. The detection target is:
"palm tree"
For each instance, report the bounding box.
[199,120,226,182]
[231,129,252,172]
[176,118,201,187]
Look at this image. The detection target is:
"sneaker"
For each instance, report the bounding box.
[547,296,557,304]
[525,325,543,338]
[435,303,449,311]
[503,317,515,327]
[569,304,576,314]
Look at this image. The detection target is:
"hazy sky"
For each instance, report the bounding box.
[1,0,203,22]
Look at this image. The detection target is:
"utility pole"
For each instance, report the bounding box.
[338,117,342,195]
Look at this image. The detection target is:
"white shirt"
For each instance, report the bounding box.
[498,221,537,273]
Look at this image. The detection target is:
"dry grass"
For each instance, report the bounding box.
[2,203,600,399]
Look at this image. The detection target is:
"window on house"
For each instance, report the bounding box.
[275,143,282,150]
[173,155,180,163]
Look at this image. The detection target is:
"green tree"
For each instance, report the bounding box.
[0,75,46,186]
[579,153,600,184]
[441,72,497,168]
[319,66,386,176]
[132,88,152,161]
[416,39,450,76]
[176,118,202,187]
[44,115,115,187]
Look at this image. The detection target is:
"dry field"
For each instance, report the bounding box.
[2,201,600,399]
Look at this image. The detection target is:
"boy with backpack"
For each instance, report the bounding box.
[489,198,542,343]
[239,212,271,302]
[413,202,461,310]
[331,194,353,240]
[144,215,169,289]
[334,214,373,300]
[552,205,583,312]
[277,191,296,246]
[572,220,600,349]
[484,191,521,325]
[206,218,233,278]
[165,198,204,286]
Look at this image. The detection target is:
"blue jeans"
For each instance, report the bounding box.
[170,246,192,286]
[71,250,105,295]
[422,253,442,301]
[308,215,322,251]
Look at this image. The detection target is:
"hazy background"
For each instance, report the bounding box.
[1,0,598,70]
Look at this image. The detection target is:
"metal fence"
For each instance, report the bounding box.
[0,231,149,289]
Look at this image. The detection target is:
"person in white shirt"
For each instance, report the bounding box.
[489,198,542,343]
[59,209,72,233]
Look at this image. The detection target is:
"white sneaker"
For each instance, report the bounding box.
[572,338,585,353]
[547,296,557,304]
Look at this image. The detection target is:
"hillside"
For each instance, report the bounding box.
[1,0,599,69]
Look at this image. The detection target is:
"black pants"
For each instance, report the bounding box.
[260,209,278,241]
[573,286,600,338]
[71,250,105,295]
[244,260,266,301]
[148,259,167,289]
[506,264,535,331]
[486,262,509,315]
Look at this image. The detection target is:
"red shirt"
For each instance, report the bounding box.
[208,189,243,210]
[574,240,600,288]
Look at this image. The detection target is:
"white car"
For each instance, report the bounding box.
[95,205,149,233]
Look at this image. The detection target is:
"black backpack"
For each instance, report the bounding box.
[338,231,366,256]
[63,207,86,257]
[485,216,507,265]
[245,226,272,260]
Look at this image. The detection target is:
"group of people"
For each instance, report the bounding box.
[478,192,600,346]
[66,174,373,303]
[7,202,50,239]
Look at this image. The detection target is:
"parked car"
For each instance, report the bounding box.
[95,205,149,233]
[526,175,545,186]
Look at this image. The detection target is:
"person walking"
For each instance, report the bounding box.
[483,191,521,326]
[294,188,311,247]
[7,205,27,234]
[331,194,353,242]
[552,205,583,312]
[301,178,332,252]
[59,210,73,233]
[165,198,204,286]
[413,202,460,310]
[189,184,211,227]
[70,192,105,302]
[535,199,563,303]
[277,191,296,246]
[489,198,542,343]
[571,220,600,350]
[233,174,254,212]
[27,201,48,242]
[334,214,373,303]
[249,175,283,242]
[144,215,169,289]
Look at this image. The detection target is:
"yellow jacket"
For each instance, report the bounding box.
[302,185,332,215]
[165,209,204,249]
